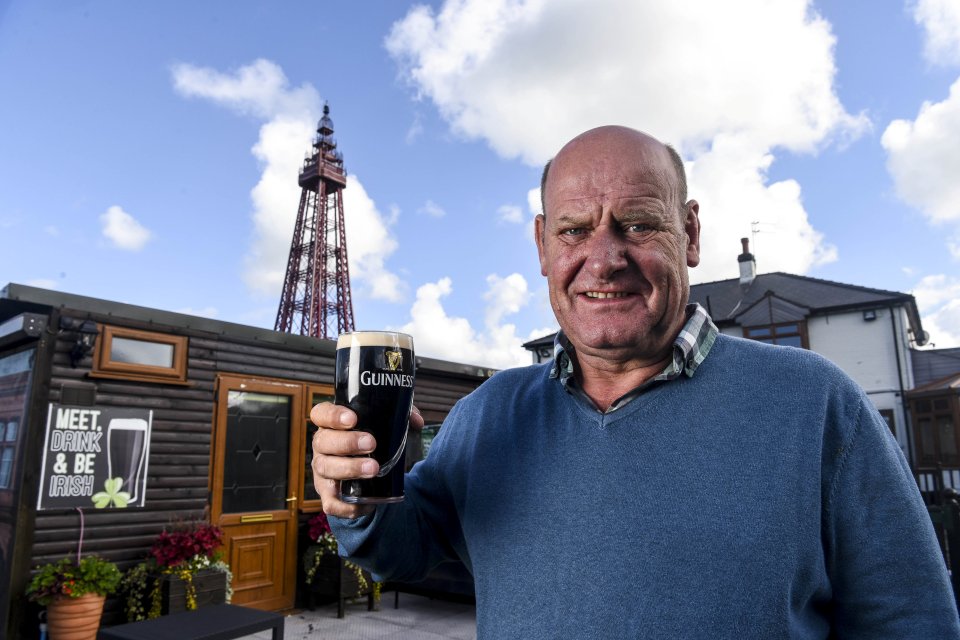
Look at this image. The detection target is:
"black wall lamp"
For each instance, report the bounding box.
[60,318,99,367]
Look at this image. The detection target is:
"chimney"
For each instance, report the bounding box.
[738,237,756,286]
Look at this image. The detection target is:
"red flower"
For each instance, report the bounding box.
[308,513,332,542]
[149,523,223,568]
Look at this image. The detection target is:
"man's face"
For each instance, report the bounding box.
[535,127,701,366]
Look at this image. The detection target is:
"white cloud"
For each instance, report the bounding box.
[175,306,219,319]
[949,234,960,260]
[483,273,528,327]
[913,274,960,348]
[172,59,405,301]
[386,0,864,280]
[172,58,319,121]
[406,112,424,143]
[44,225,59,236]
[882,77,960,226]
[344,175,406,302]
[527,187,542,217]
[498,204,524,224]
[913,0,960,66]
[525,186,542,246]
[688,135,837,281]
[419,199,446,218]
[100,205,151,251]
[398,275,551,368]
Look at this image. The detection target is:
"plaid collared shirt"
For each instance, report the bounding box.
[549,303,718,413]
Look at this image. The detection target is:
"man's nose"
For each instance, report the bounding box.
[585,227,628,279]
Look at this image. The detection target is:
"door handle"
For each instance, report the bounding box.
[286,495,297,502]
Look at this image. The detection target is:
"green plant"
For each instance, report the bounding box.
[119,521,232,622]
[304,512,380,600]
[26,556,121,606]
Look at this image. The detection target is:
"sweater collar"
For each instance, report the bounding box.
[549,303,718,411]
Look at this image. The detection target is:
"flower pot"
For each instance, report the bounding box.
[46,593,105,640]
[305,552,374,618]
[160,568,227,614]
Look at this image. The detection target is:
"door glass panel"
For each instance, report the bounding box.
[222,391,291,513]
[304,391,333,503]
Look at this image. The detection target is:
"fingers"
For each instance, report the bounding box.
[410,405,425,431]
[309,400,424,519]
[314,475,374,519]
[310,402,358,431]
[310,400,377,518]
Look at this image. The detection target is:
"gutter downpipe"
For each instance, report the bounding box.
[890,305,915,475]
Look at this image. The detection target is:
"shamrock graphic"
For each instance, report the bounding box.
[91,477,131,509]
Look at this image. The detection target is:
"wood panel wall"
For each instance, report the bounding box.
[25,312,489,613]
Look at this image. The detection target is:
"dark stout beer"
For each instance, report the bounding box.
[335,331,415,503]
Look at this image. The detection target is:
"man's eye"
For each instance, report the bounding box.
[561,228,585,236]
[627,224,653,233]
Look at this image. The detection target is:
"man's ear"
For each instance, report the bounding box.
[684,200,701,268]
[534,214,549,276]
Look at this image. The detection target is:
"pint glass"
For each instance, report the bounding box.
[335,331,415,504]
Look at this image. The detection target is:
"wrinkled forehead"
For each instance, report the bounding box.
[546,128,678,208]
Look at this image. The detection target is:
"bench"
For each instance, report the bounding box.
[97,604,284,640]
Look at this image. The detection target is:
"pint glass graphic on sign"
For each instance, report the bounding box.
[106,418,149,505]
[336,331,415,504]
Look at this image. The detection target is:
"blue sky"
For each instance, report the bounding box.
[1,0,959,368]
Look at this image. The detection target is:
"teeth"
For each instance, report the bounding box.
[585,291,628,299]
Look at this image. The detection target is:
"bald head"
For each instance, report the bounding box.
[539,126,688,219]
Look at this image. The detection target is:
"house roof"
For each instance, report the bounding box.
[907,371,960,397]
[912,347,960,387]
[0,283,498,380]
[689,271,921,326]
[521,271,927,350]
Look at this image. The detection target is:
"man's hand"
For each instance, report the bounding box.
[310,402,424,519]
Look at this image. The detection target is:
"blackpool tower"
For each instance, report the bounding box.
[274,104,355,339]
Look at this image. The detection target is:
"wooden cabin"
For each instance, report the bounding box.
[0,283,494,637]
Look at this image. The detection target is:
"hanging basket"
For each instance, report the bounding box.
[46,593,106,640]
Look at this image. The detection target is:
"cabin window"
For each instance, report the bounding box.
[0,421,16,488]
[743,321,808,348]
[92,326,188,384]
[301,386,334,512]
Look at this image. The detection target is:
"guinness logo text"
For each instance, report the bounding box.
[360,371,414,388]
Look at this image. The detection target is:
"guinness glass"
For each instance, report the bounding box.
[335,331,415,504]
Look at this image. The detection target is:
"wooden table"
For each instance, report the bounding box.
[97,604,284,640]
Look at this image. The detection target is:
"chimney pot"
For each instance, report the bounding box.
[738,237,756,285]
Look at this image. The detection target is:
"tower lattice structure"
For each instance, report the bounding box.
[275,103,356,339]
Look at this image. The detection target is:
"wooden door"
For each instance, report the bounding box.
[211,376,303,611]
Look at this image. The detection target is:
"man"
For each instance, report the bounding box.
[312,126,960,638]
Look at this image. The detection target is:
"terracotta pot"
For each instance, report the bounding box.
[46,593,105,640]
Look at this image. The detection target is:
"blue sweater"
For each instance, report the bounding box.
[332,335,959,638]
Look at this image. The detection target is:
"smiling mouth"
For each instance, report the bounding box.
[584,291,629,299]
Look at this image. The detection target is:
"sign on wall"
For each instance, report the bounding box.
[37,403,152,510]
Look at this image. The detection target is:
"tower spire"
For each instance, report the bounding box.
[275,102,356,339]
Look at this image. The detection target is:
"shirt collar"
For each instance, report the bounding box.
[548,303,718,406]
